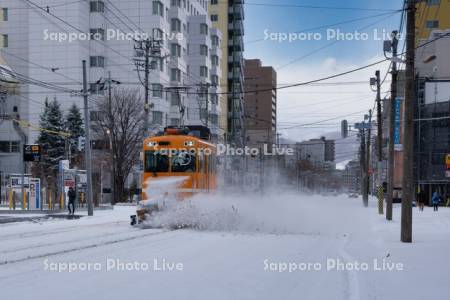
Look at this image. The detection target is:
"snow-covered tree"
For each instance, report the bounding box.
[65,103,84,165]
[36,98,66,177]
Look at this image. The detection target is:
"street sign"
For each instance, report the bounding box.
[394,97,403,151]
[23,144,41,162]
[354,122,372,130]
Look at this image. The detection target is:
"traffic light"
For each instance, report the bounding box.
[78,136,86,152]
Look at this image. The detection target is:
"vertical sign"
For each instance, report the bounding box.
[29,178,41,209]
[394,97,403,151]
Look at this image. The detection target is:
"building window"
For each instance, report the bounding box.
[210,94,218,105]
[90,1,105,13]
[90,28,105,40]
[171,18,181,33]
[0,34,8,47]
[1,8,8,21]
[171,93,181,106]
[200,44,208,56]
[211,75,219,85]
[426,20,439,29]
[210,114,218,126]
[90,56,105,67]
[152,28,164,45]
[170,118,180,126]
[211,35,219,47]
[210,0,218,4]
[210,14,218,22]
[171,68,181,82]
[426,0,440,5]
[200,23,208,35]
[152,84,163,98]
[89,83,104,94]
[152,111,163,125]
[90,110,105,121]
[211,55,219,66]
[200,108,208,120]
[152,1,164,17]
[0,141,19,153]
[171,43,181,57]
[200,66,208,78]
[171,0,181,8]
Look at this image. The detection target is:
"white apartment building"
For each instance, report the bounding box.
[0,0,223,143]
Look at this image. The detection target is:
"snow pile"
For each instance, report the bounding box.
[145,190,371,236]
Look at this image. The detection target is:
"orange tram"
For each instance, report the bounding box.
[131,126,217,225]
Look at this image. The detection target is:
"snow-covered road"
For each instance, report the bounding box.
[0,194,449,300]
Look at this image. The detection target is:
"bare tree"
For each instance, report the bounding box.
[92,88,145,204]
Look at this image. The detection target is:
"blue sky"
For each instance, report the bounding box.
[244,0,404,69]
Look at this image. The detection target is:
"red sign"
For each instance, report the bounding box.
[64,180,75,187]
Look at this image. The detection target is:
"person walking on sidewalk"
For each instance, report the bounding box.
[432,191,440,212]
[68,187,76,215]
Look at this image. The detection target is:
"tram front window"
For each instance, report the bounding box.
[145,151,169,173]
[171,151,196,173]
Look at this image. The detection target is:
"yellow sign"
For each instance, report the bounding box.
[447,154,450,167]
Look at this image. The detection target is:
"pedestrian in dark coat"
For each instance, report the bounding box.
[68,187,76,215]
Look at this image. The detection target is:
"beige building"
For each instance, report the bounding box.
[243,59,277,146]
[209,0,245,144]
[416,0,450,42]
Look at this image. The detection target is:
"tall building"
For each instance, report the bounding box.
[0,51,24,175]
[0,0,223,142]
[243,59,276,146]
[414,29,450,201]
[416,0,450,42]
[208,0,245,144]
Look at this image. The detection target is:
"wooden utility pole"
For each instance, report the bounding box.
[401,0,416,243]
[365,109,373,206]
[373,70,384,214]
[360,126,368,206]
[387,30,399,221]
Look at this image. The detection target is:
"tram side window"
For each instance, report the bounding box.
[171,151,196,172]
[145,151,169,172]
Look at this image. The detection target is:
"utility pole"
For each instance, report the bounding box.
[401,0,416,243]
[198,83,210,128]
[134,38,162,136]
[360,126,368,206]
[371,70,384,214]
[108,71,114,205]
[365,110,373,206]
[82,60,94,216]
[387,30,399,221]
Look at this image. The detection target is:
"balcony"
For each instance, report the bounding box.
[228,2,245,21]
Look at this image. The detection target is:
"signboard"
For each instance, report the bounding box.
[354,122,372,130]
[446,170,450,178]
[29,178,41,209]
[446,154,450,169]
[394,97,403,151]
[23,144,41,162]
[10,175,30,189]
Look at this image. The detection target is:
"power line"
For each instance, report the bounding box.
[244,2,403,12]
